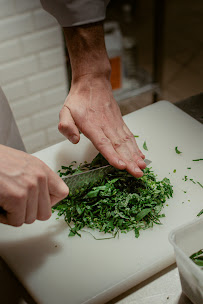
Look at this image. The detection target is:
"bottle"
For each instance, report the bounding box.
[104,21,123,90]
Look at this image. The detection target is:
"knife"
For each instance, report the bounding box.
[0,159,151,214]
[62,158,152,196]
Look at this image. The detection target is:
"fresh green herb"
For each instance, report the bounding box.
[183,191,187,193]
[134,135,139,138]
[187,167,191,169]
[197,181,203,188]
[188,200,190,202]
[197,209,203,217]
[183,176,188,181]
[190,249,203,268]
[173,169,176,173]
[190,178,196,184]
[192,159,203,161]
[53,154,173,239]
[143,141,148,151]
[175,146,182,154]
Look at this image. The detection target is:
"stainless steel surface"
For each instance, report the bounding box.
[62,165,115,195]
[62,159,151,195]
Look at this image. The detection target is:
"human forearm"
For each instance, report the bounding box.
[63,22,111,82]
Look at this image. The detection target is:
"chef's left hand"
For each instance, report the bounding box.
[59,23,146,177]
[58,74,146,177]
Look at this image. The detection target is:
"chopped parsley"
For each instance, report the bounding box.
[175,146,182,154]
[197,181,203,188]
[192,159,203,161]
[143,141,148,151]
[53,154,173,239]
[197,209,203,217]
[190,249,203,268]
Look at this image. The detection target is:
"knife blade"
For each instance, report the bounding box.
[62,159,152,196]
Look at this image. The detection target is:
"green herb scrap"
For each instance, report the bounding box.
[197,209,203,217]
[53,157,173,239]
[192,159,203,161]
[197,181,203,188]
[190,249,203,268]
[175,146,182,154]
[143,141,148,151]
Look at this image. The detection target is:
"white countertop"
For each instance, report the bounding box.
[110,265,192,304]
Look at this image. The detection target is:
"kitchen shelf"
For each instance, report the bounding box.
[106,0,166,104]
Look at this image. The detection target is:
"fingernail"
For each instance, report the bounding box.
[70,135,78,144]
[118,160,126,166]
[134,167,142,173]
[138,160,146,166]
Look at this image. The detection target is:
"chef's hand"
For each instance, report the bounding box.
[59,74,146,177]
[0,145,69,227]
[59,23,146,178]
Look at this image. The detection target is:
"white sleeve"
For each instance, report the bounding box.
[40,0,110,27]
[0,87,26,151]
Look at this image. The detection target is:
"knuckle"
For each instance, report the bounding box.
[112,140,122,149]
[15,190,27,203]
[61,187,69,198]
[96,137,110,149]
[36,171,46,183]
[58,122,68,133]
[123,133,133,142]
[27,179,37,191]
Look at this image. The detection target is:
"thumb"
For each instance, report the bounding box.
[58,105,80,144]
[47,168,69,206]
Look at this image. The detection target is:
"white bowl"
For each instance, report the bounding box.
[169,217,203,304]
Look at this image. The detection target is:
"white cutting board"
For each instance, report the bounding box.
[0,101,202,304]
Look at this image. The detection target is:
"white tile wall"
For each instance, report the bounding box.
[21,27,62,55]
[0,0,68,153]
[0,55,39,85]
[0,0,15,19]
[0,39,21,64]
[0,13,34,42]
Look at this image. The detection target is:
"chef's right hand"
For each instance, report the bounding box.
[0,145,69,227]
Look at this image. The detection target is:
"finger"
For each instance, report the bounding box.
[58,105,80,144]
[122,124,145,159]
[0,214,7,225]
[25,186,38,224]
[2,196,26,227]
[83,126,127,170]
[37,177,52,221]
[47,169,69,206]
[118,131,146,170]
[102,127,145,176]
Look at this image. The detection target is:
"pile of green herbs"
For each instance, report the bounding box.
[53,154,173,239]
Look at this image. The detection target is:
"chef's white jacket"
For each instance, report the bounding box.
[41,0,110,26]
[0,0,109,150]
